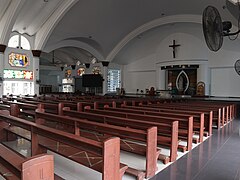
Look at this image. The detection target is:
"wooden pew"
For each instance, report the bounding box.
[1,100,42,118]
[17,99,78,112]
[61,107,179,163]
[1,100,65,118]
[113,105,211,137]
[0,109,126,180]
[76,102,193,150]
[84,108,194,149]
[35,109,159,179]
[101,106,206,140]
[179,100,236,122]
[0,143,54,180]
[136,103,221,129]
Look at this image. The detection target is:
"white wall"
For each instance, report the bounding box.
[123,54,156,92]
[210,67,240,97]
[124,70,156,93]
[119,22,240,97]
[40,69,62,92]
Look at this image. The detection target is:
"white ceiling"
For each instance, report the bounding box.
[1,0,239,66]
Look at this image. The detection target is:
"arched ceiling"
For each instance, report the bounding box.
[1,0,239,65]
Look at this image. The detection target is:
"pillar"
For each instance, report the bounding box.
[197,63,209,95]
[32,50,41,95]
[0,45,6,97]
[102,61,109,95]
[156,68,166,90]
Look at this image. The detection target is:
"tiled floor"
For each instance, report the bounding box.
[151,119,240,180]
[1,119,239,180]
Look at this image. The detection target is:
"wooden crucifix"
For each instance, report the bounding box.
[169,40,180,58]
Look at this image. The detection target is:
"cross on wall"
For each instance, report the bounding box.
[169,40,180,58]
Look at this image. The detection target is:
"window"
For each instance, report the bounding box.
[3,81,34,95]
[4,69,33,79]
[20,36,30,50]
[8,34,31,50]
[107,69,121,92]
[8,35,19,48]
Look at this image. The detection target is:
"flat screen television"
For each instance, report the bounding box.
[82,74,103,87]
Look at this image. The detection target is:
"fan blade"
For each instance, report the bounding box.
[202,6,223,52]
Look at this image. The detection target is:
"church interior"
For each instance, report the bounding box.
[0,0,240,180]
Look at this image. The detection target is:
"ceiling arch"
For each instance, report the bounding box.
[43,39,104,61]
[2,0,237,66]
[107,14,202,62]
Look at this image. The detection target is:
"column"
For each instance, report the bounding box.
[101,61,109,95]
[197,63,209,95]
[0,45,6,97]
[156,68,166,90]
[32,50,41,95]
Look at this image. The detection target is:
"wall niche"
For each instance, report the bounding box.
[162,65,198,95]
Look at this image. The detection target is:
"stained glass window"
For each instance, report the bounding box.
[77,68,85,76]
[92,66,101,74]
[65,69,72,78]
[9,52,29,67]
[4,70,33,79]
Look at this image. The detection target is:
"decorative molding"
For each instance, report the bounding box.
[32,50,42,57]
[101,61,109,67]
[156,59,208,64]
[161,64,199,70]
[156,59,208,67]
[107,14,202,61]
[176,70,189,94]
[85,63,90,68]
[71,65,76,70]
[0,44,7,53]
[44,39,104,61]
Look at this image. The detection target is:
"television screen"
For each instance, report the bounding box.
[82,74,103,87]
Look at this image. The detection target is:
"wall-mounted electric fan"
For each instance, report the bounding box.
[202,6,240,51]
[234,59,240,75]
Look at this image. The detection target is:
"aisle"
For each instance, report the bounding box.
[151,119,240,180]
